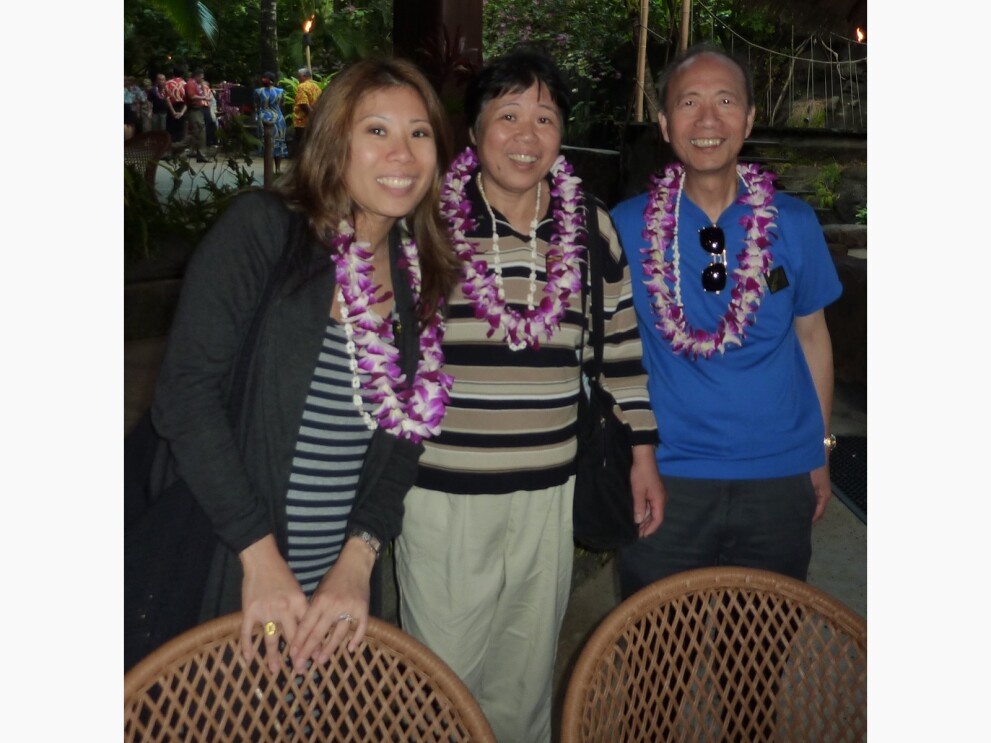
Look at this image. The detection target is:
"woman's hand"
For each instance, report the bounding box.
[238,535,308,673]
[289,537,376,673]
[631,444,666,538]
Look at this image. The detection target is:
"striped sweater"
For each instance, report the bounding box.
[416,184,658,495]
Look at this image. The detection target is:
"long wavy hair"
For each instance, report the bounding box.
[277,58,459,320]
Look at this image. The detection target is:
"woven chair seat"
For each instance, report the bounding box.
[560,567,867,743]
[124,130,171,167]
[124,131,170,192]
[124,612,496,742]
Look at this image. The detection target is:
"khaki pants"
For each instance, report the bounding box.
[185,107,206,155]
[396,479,575,743]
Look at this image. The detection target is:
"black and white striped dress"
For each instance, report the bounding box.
[286,320,375,595]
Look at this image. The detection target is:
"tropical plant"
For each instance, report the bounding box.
[415,22,480,114]
[482,0,638,145]
[811,161,844,210]
[150,0,218,44]
[125,158,260,264]
[321,0,393,63]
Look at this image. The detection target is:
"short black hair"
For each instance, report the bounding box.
[656,43,755,113]
[464,48,571,134]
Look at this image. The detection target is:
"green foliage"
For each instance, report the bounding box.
[125,0,262,81]
[125,1,395,85]
[124,158,259,264]
[697,0,787,49]
[483,0,643,146]
[855,205,867,225]
[786,100,827,129]
[320,0,393,64]
[811,161,844,210]
[216,113,262,159]
[152,0,218,44]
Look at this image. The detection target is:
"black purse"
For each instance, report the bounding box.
[572,201,639,551]
[124,221,293,670]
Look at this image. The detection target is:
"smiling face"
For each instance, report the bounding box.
[344,85,438,239]
[659,53,755,184]
[471,82,562,208]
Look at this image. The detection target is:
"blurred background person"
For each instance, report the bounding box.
[292,67,322,157]
[255,72,288,173]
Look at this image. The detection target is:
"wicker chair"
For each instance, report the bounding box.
[560,567,867,743]
[124,130,171,192]
[124,612,496,742]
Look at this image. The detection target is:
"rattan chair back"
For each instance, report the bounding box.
[560,566,866,743]
[124,612,496,742]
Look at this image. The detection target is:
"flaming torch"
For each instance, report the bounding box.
[856,27,865,43]
[303,15,315,72]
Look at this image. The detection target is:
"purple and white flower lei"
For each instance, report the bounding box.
[441,147,585,351]
[641,162,777,360]
[330,219,453,444]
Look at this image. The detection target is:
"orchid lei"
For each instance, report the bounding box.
[441,147,585,351]
[330,219,453,444]
[641,162,777,360]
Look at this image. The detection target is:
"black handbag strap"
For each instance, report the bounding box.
[580,197,605,379]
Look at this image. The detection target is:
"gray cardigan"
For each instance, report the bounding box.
[152,190,424,618]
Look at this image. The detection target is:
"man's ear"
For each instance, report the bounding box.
[468,127,477,146]
[658,111,671,143]
[745,105,756,139]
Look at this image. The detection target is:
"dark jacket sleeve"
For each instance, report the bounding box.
[152,190,291,553]
[348,432,423,544]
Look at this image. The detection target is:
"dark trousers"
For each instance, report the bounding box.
[292,126,306,157]
[165,112,186,147]
[619,473,816,599]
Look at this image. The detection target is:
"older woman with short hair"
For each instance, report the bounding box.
[395,48,665,742]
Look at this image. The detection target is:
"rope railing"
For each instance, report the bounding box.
[694,0,866,129]
[634,1,866,130]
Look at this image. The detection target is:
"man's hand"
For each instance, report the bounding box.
[630,444,666,537]
[810,463,832,523]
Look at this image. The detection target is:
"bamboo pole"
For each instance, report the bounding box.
[634,0,650,122]
[770,36,810,125]
[680,0,692,51]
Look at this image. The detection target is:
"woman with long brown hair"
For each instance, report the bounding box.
[150,58,459,673]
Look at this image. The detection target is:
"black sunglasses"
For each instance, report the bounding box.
[698,226,727,293]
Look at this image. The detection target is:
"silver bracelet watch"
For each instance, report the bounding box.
[347,528,382,560]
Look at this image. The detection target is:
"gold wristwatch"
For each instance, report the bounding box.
[824,434,837,453]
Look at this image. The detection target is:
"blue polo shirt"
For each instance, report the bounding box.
[611,182,842,479]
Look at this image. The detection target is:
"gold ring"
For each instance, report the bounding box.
[337,613,354,625]
[264,621,277,636]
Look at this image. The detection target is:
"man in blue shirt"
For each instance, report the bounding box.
[611,44,842,597]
